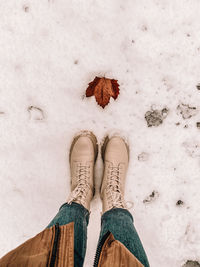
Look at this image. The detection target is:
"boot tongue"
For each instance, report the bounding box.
[105,162,127,209]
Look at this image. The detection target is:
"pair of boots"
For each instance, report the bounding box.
[67,131,129,213]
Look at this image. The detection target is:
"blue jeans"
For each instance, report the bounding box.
[47,202,150,267]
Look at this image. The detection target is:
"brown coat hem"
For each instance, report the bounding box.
[0,222,143,267]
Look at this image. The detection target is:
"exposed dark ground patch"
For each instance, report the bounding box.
[183,260,200,267]
[196,122,200,129]
[145,107,169,127]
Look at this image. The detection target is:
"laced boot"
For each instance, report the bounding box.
[100,135,129,213]
[67,131,98,211]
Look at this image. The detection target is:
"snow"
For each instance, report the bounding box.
[0,0,200,266]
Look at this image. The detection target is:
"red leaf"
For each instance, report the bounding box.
[86,77,120,108]
[86,77,100,97]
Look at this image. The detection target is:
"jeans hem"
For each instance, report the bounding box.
[101,207,133,223]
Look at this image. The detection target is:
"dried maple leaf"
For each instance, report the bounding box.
[86,76,120,108]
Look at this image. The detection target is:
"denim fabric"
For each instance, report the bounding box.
[47,202,89,267]
[97,208,150,267]
[47,203,149,267]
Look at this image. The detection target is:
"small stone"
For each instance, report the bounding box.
[138,152,149,162]
[196,122,200,128]
[141,25,148,31]
[74,60,78,65]
[176,200,184,206]
[197,84,200,90]
[143,190,159,204]
[175,122,180,126]
[23,5,29,12]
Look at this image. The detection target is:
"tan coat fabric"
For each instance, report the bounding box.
[0,222,144,267]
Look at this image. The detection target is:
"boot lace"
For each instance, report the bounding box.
[106,164,127,209]
[67,163,91,207]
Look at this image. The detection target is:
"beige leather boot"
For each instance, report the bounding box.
[67,131,98,211]
[100,135,129,213]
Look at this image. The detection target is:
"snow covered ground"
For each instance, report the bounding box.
[0,0,200,266]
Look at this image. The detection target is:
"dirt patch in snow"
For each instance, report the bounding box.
[177,103,198,119]
[182,141,200,158]
[145,107,169,127]
[183,260,200,267]
[138,152,149,161]
[143,190,159,204]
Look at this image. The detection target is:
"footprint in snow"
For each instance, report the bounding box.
[28,106,45,121]
[177,103,198,119]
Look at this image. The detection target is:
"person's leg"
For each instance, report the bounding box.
[99,135,150,266]
[98,208,150,267]
[47,131,98,267]
[47,202,89,267]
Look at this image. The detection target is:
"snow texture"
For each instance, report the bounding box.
[0,0,200,266]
